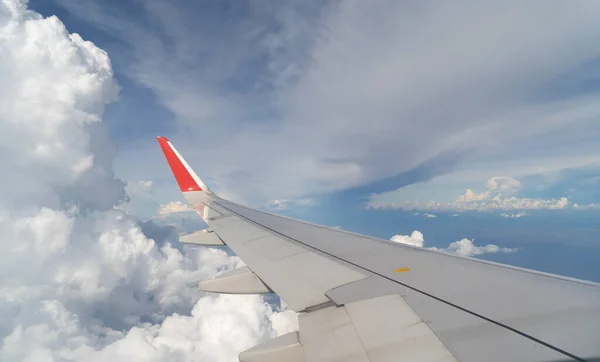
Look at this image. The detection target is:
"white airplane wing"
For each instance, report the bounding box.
[157,136,600,362]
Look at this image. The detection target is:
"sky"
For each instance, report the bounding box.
[2,0,600,360]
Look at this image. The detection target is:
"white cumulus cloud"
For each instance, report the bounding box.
[391,231,518,257]
[457,189,490,202]
[390,231,424,248]
[485,176,522,193]
[438,238,519,257]
[0,2,295,361]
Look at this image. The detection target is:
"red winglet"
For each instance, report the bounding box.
[157,136,202,192]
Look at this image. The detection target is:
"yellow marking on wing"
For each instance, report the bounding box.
[394,267,411,272]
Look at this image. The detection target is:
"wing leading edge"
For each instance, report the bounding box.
[157,137,600,362]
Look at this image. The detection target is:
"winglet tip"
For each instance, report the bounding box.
[156,136,204,193]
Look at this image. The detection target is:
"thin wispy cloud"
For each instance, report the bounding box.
[54,0,600,205]
[267,198,316,211]
[501,212,526,219]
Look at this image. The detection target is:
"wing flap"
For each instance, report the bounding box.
[197,266,271,294]
[299,304,371,362]
[178,229,225,246]
[345,294,458,362]
[298,294,459,362]
[207,214,368,312]
[239,331,304,362]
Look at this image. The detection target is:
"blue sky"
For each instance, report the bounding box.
[29,0,600,282]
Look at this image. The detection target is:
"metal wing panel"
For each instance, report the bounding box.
[326,275,572,362]
[208,215,273,243]
[299,294,460,362]
[399,284,577,362]
[214,199,600,361]
[344,294,459,362]
[206,212,368,312]
[299,305,371,362]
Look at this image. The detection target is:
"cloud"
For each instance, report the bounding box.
[411,212,437,218]
[368,176,582,212]
[128,180,153,195]
[1,293,297,362]
[454,194,570,211]
[159,201,193,215]
[486,176,522,193]
[433,238,520,257]
[501,212,526,218]
[116,180,157,218]
[390,232,518,257]
[573,203,600,210]
[457,189,490,202]
[267,198,315,211]
[0,2,294,361]
[55,0,600,204]
[390,231,424,248]
[456,176,522,202]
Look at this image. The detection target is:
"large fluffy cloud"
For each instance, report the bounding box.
[2,294,288,362]
[0,2,294,361]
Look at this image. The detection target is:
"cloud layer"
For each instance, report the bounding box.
[0,2,294,361]
[390,231,518,257]
[54,0,600,204]
[369,176,582,212]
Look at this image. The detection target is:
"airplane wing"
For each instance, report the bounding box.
[157,136,600,362]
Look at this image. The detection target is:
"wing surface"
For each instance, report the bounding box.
[157,137,600,362]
